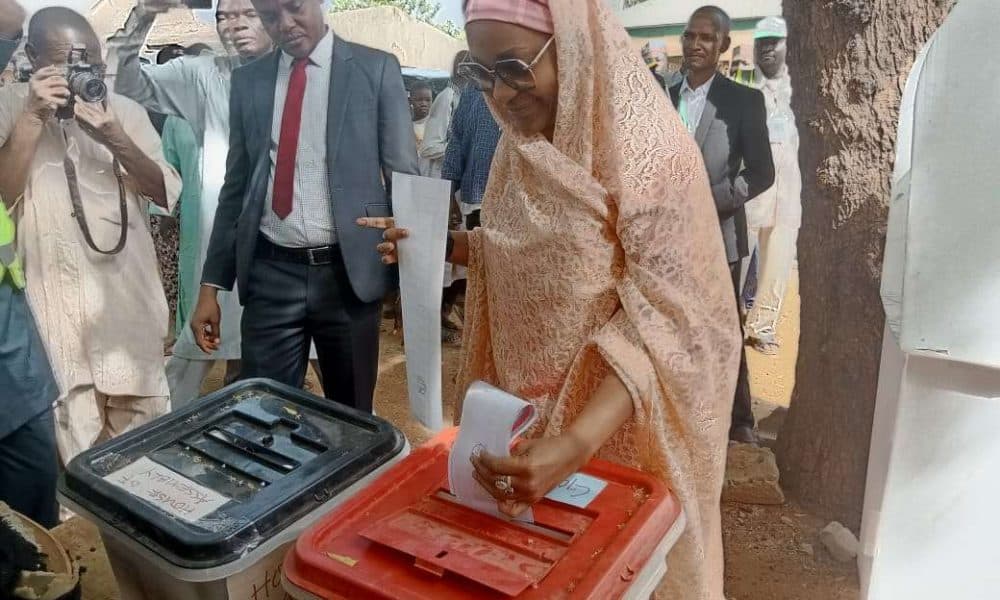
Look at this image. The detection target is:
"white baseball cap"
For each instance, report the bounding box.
[754,16,788,40]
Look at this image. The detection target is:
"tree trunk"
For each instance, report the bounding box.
[775,0,953,531]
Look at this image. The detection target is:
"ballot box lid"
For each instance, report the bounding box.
[282,428,682,599]
[58,379,406,571]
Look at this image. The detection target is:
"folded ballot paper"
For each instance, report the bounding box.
[448,381,538,522]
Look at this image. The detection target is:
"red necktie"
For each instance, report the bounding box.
[272,58,308,220]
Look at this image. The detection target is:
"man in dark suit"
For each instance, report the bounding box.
[192,0,419,412]
[670,6,775,443]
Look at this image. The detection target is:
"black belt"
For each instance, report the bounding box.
[256,235,339,266]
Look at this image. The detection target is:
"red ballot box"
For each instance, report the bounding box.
[282,428,686,599]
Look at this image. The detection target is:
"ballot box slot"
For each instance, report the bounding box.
[221,417,324,458]
[203,428,298,473]
[172,435,282,487]
[430,490,578,542]
[357,491,578,596]
[231,395,348,451]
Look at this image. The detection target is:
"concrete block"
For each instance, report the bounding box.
[820,521,859,563]
[722,443,785,505]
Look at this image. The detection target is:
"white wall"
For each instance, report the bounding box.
[329,6,466,71]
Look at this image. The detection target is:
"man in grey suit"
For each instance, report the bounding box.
[192,0,419,412]
[670,6,775,443]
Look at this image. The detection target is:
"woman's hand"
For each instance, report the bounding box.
[471,434,590,518]
[358,217,471,267]
[470,374,635,518]
[356,217,408,265]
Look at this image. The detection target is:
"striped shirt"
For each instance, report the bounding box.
[260,30,336,248]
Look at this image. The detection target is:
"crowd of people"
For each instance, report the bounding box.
[0,0,802,597]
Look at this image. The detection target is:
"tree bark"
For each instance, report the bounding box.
[776,0,953,531]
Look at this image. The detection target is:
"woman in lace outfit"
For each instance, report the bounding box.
[361,0,739,596]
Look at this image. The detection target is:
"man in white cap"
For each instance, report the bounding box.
[641,43,666,90]
[742,16,801,355]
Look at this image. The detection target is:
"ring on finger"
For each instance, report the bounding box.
[495,475,514,496]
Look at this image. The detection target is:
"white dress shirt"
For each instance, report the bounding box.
[679,73,716,134]
[260,30,336,248]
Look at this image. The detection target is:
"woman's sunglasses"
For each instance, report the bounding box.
[457,37,555,93]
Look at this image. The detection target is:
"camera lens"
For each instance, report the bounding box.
[69,72,107,104]
[81,78,107,103]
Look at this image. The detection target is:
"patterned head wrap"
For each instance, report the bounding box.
[463,0,554,35]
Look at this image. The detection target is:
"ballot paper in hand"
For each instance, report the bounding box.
[448,381,538,522]
[391,173,452,431]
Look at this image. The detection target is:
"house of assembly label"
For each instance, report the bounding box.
[105,456,230,522]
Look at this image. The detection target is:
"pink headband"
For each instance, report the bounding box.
[464,0,554,35]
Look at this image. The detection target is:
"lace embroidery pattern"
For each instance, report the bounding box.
[456,2,740,598]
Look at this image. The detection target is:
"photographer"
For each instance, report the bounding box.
[0,7,181,463]
[0,0,60,528]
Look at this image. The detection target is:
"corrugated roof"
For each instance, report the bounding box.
[610,0,783,30]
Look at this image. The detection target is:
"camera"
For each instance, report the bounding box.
[16,62,31,84]
[56,44,108,120]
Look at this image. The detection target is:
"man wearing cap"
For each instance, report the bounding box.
[641,43,666,90]
[670,5,774,444]
[742,16,801,356]
[0,0,60,528]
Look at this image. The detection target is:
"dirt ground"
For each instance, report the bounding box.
[68,267,857,599]
[728,270,857,599]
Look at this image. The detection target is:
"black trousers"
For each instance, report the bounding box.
[730,262,755,430]
[0,410,59,528]
[241,241,381,413]
[465,209,481,230]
